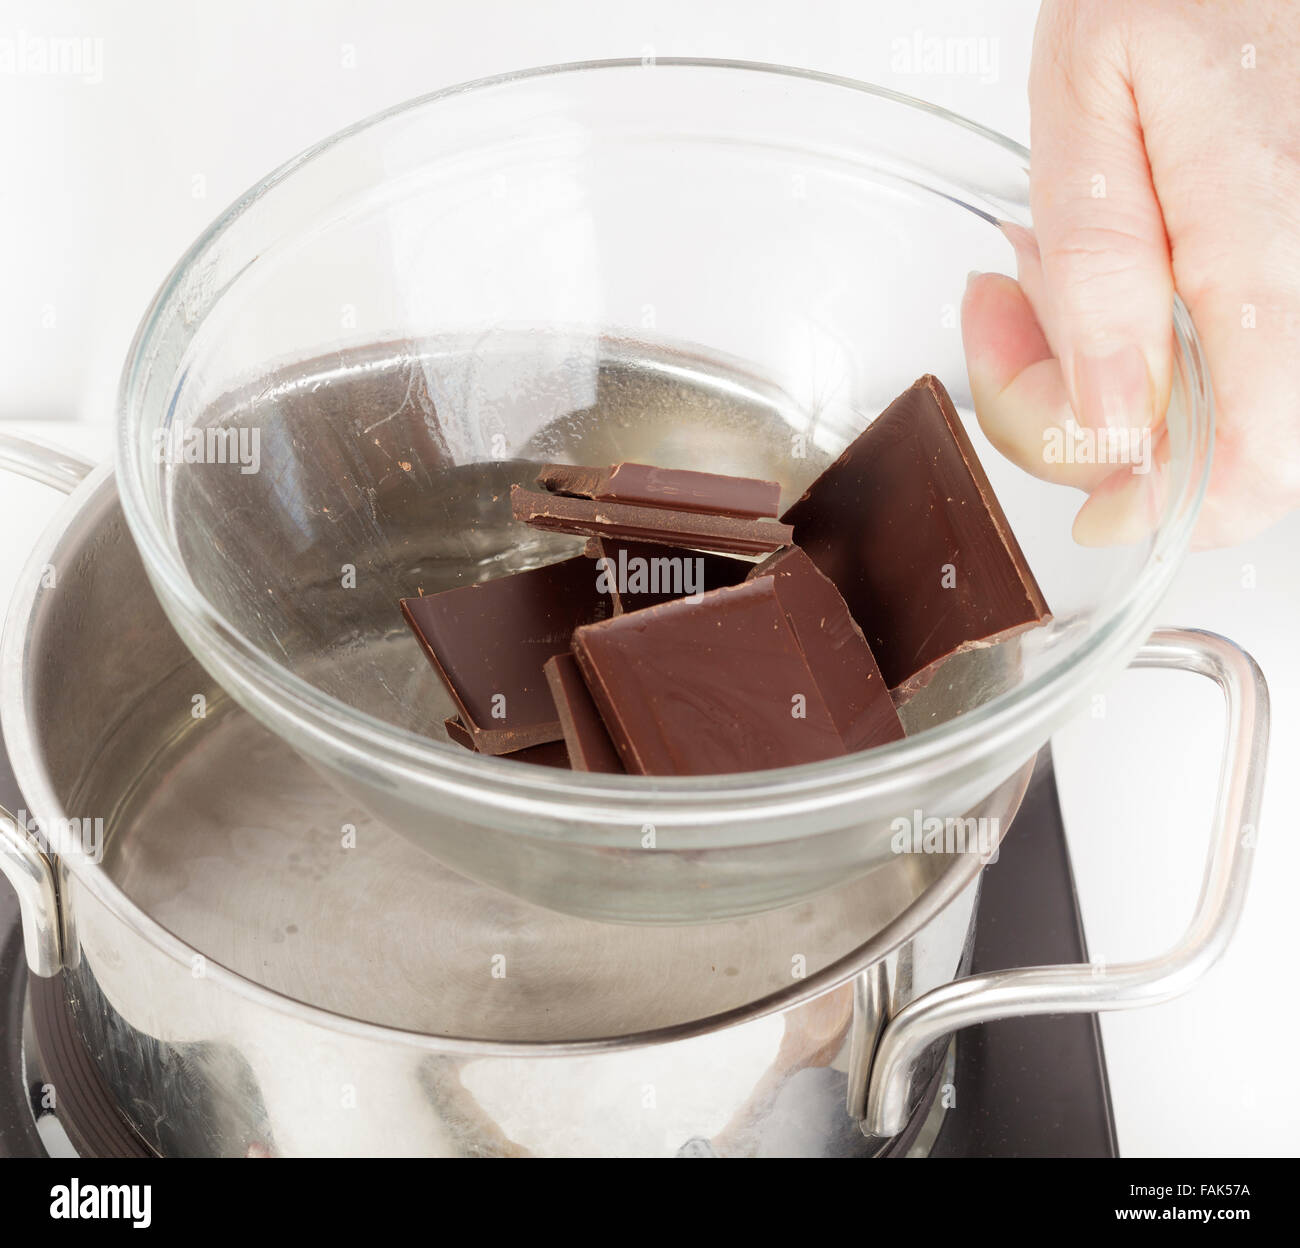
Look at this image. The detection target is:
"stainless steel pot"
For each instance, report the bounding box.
[0,439,1269,1155]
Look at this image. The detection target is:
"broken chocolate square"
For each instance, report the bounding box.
[443,715,571,768]
[400,555,612,754]
[746,546,904,751]
[512,486,792,557]
[542,653,624,773]
[571,578,847,775]
[780,375,1050,691]
[537,461,781,518]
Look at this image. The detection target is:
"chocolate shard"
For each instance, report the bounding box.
[571,578,847,776]
[443,715,571,768]
[443,714,476,751]
[400,556,612,755]
[746,546,905,752]
[538,461,781,519]
[781,375,1050,691]
[584,536,750,614]
[512,486,792,557]
[542,654,625,773]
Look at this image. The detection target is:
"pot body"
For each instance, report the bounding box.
[50,869,979,1157]
[1,468,1009,1156]
[0,462,1266,1155]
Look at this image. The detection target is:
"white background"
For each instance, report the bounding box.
[0,0,1295,1156]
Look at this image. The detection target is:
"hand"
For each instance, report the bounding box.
[962,0,1300,547]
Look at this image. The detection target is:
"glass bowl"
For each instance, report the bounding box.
[116,59,1211,923]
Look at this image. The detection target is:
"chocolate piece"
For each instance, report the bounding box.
[537,461,781,519]
[584,537,750,614]
[443,715,571,768]
[572,579,847,775]
[746,547,905,751]
[400,556,612,754]
[443,714,476,751]
[781,376,1050,690]
[512,486,792,556]
[542,654,625,773]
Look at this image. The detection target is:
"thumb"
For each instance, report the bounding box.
[1029,3,1174,436]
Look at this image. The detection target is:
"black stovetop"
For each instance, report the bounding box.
[931,750,1118,1156]
[0,743,1116,1158]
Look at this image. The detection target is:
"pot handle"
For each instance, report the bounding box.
[0,434,95,976]
[0,431,96,494]
[861,627,1269,1138]
[0,807,62,976]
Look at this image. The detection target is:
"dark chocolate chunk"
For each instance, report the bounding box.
[584,537,750,614]
[781,375,1050,691]
[400,556,612,754]
[542,654,624,773]
[571,578,847,775]
[537,461,781,518]
[443,715,571,768]
[512,486,792,556]
[746,546,905,751]
[443,714,476,751]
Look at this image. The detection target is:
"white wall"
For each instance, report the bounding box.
[0,0,1033,424]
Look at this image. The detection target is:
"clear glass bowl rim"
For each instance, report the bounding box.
[115,57,1212,833]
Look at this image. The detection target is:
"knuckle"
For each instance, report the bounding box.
[1040,224,1165,305]
[1030,1,1139,127]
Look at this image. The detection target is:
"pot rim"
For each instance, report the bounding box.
[0,471,1005,1051]
[113,57,1213,841]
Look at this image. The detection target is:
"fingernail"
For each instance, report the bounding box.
[1000,222,1040,274]
[1072,343,1152,432]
